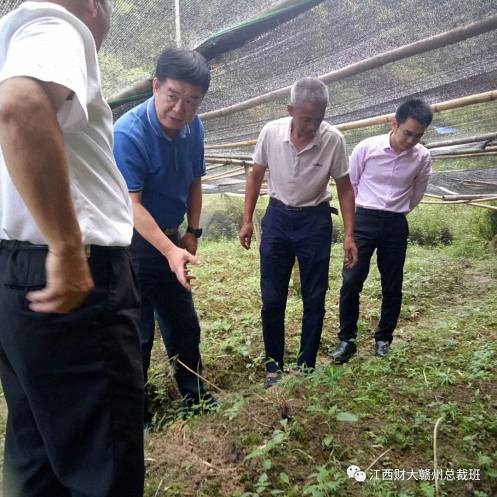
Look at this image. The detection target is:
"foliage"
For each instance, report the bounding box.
[473,206,497,241]
[203,195,244,241]
[2,195,496,497]
[136,218,497,496]
[198,193,497,249]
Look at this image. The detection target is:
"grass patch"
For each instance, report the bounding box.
[0,203,496,497]
[140,232,497,496]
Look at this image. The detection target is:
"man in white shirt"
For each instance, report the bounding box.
[239,77,357,387]
[0,1,157,495]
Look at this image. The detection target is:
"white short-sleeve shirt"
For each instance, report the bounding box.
[252,116,349,207]
[0,2,133,246]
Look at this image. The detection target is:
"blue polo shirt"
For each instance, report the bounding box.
[113,97,206,229]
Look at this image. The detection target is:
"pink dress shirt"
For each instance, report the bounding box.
[350,133,432,214]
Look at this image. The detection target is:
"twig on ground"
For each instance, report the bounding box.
[434,416,444,497]
[366,447,393,471]
[253,417,273,428]
[195,454,237,474]
[171,355,226,395]
[293,448,315,461]
[153,479,163,497]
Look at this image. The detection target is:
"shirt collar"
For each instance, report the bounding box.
[283,118,292,143]
[383,131,415,157]
[284,117,322,149]
[146,97,190,141]
[383,132,393,151]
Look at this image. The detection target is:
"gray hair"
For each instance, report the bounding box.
[290,77,329,107]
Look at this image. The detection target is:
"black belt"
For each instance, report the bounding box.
[270,197,338,214]
[0,240,128,258]
[356,207,405,218]
[162,228,178,236]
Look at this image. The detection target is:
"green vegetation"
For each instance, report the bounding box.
[0,201,495,496]
[139,201,497,497]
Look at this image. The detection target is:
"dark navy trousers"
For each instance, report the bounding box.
[260,199,333,373]
[0,242,144,497]
[130,232,205,422]
[339,207,409,343]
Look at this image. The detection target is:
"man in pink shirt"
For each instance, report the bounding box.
[331,99,433,363]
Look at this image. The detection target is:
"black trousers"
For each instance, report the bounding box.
[339,207,409,343]
[0,242,144,497]
[130,232,205,421]
[260,200,333,372]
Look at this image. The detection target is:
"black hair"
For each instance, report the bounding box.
[395,99,433,127]
[155,48,210,93]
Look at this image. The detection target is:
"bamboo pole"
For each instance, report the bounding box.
[421,200,472,205]
[205,154,253,161]
[204,167,246,182]
[421,201,497,211]
[421,193,497,211]
[441,194,497,201]
[432,146,497,156]
[108,78,153,107]
[174,0,181,48]
[205,90,497,150]
[432,151,497,159]
[200,14,497,122]
[424,132,497,149]
[205,162,236,173]
[337,91,497,132]
[205,158,253,165]
[205,139,257,150]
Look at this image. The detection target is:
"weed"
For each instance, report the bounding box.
[303,463,347,496]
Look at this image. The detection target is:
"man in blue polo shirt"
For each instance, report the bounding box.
[114,48,215,424]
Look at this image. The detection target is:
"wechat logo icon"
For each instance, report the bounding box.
[347,465,367,482]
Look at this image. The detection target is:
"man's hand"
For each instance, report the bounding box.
[239,221,253,249]
[343,234,358,268]
[165,244,199,291]
[180,232,198,255]
[27,248,94,314]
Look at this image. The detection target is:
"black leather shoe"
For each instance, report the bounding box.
[264,372,282,389]
[330,341,357,364]
[375,340,390,358]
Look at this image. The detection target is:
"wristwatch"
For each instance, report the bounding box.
[186,226,203,238]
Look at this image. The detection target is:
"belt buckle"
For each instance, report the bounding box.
[85,245,91,258]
